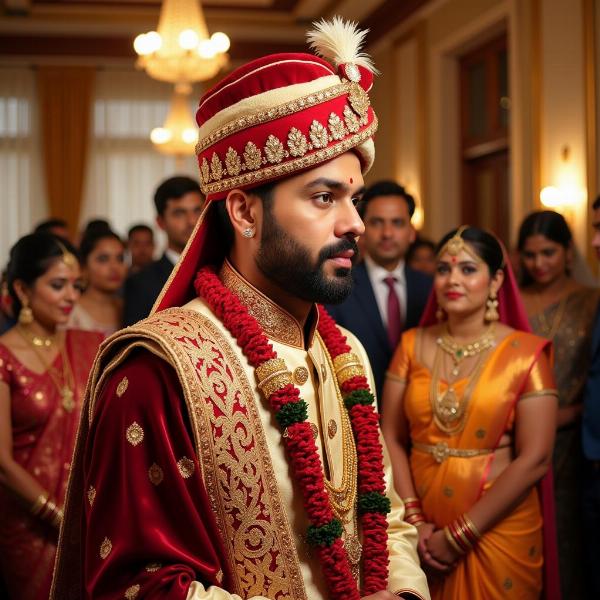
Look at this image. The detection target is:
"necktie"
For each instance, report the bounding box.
[384,276,402,349]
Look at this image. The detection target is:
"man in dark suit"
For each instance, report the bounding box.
[326,181,432,401]
[582,195,600,596]
[123,176,204,325]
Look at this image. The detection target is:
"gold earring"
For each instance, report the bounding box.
[242,227,255,239]
[436,306,445,322]
[18,299,33,325]
[485,291,499,322]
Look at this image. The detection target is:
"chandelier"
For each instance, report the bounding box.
[134,0,230,91]
[150,88,199,156]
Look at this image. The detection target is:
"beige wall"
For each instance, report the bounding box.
[367,0,597,264]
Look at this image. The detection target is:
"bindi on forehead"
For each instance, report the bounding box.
[350,177,353,184]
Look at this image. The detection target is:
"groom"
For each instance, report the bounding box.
[51,18,429,600]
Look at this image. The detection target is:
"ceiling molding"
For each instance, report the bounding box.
[361,0,429,44]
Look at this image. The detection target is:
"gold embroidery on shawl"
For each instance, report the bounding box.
[126,422,144,446]
[177,457,195,479]
[100,537,112,559]
[116,376,129,397]
[148,463,164,486]
[145,562,162,572]
[124,584,140,598]
[137,309,306,600]
[87,486,96,506]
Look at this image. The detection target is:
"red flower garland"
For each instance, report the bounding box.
[194,266,389,598]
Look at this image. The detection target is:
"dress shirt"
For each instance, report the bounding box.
[164,248,181,267]
[364,255,407,327]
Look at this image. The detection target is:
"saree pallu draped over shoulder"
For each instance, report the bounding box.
[388,328,556,600]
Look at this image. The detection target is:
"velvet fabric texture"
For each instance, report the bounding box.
[81,351,225,598]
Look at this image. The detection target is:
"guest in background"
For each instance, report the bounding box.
[127,224,155,275]
[407,237,437,276]
[0,271,15,334]
[123,176,204,326]
[326,180,431,400]
[80,218,111,239]
[518,209,600,600]
[33,218,71,244]
[0,233,102,599]
[68,230,126,337]
[582,195,600,597]
[382,226,558,599]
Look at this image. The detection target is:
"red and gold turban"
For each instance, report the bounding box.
[153,17,378,311]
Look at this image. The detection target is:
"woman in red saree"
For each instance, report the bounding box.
[0,233,102,600]
[382,226,560,599]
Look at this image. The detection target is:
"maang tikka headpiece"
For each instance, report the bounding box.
[55,240,78,269]
[437,225,482,264]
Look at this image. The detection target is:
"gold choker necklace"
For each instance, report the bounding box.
[437,325,496,377]
[16,326,75,412]
[18,326,55,348]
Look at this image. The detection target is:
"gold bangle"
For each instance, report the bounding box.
[40,499,57,520]
[462,513,482,540]
[31,493,49,516]
[51,507,64,528]
[443,526,464,555]
[453,520,474,551]
[404,507,423,516]
[402,496,421,504]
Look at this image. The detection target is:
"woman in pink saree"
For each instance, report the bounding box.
[0,233,102,600]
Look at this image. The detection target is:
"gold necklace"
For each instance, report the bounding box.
[321,334,361,581]
[430,343,491,435]
[437,324,496,377]
[16,326,76,412]
[18,326,55,348]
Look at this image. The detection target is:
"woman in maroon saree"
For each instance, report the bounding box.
[0,233,102,600]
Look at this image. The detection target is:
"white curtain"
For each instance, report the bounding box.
[81,69,199,248]
[0,67,47,269]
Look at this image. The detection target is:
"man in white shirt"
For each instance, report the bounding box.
[327,181,432,400]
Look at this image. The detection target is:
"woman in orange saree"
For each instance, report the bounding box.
[382,226,559,600]
[0,233,102,600]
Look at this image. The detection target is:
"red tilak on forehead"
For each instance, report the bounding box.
[451,256,457,264]
[350,177,353,184]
